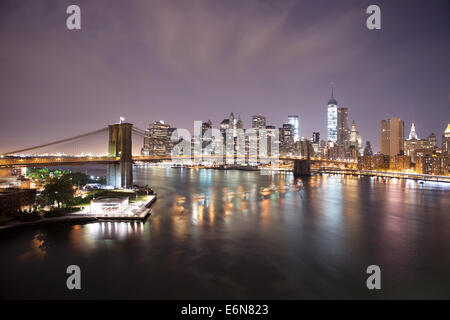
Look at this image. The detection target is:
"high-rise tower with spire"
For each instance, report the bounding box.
[327,87,338,143]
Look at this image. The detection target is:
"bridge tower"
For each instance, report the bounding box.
[293,140,313,177]
[107,123,133,188]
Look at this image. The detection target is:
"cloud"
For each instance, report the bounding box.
[132,0,364,74]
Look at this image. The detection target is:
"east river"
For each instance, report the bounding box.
[0,167,449,299]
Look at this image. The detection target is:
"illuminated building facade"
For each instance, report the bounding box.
[249,115,267,164]
[427,133,437,148]
[337,107,348,146]
[312,132,320,144]
[280,123,295,155]
[404,123,439,163]
[389,155,412,171]
[380,117,405,156]
[443,124,450,153]
[349,120,362,154]
[415,149,448,175]
[311,132,320,154]
[358,156,374,170]
[373,154,390,169]
[252,114,266,129]
[265,125,278,157]
[327,92,338,143]
[358,154,405,171]
[91,197,129,214]
[0,188,36,213]
[141,121,174,156]
[288,115,300,142]
[405,138,432,162]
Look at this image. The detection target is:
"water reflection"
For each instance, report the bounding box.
[1,168,449,299]
[20,232,47,261]
[85,221,146,240]
[66,221,148,253]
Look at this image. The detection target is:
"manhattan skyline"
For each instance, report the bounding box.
[1,0,450,303]
[0,0,449,154]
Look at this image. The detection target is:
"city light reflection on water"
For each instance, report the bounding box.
[85,221,146,240]
[0,167,449,299]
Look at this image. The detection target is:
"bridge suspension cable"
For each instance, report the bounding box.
[2,127,109,155]
[132,127,147,136]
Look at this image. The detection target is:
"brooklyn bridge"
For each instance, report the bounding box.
[0,122,356,188]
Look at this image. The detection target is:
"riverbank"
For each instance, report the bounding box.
[0,195,157,233]
[0,215,99,233]
[317,169,450,183]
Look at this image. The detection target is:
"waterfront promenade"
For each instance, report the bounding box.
[0,195,156,233]
[68,194,156,220]
[317,168,450,183]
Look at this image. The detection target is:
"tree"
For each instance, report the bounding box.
[67,172,89,187]
[27,168,51,183]
[41,175,75,208]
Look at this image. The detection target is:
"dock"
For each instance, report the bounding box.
[68,194,157,220]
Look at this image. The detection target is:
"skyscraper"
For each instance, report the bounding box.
[220,112,239,157]
[380,117,405,156]
[311,132,320,155]
[141,121,173,156]
[363,141,373,156]
[312,132,320,144]
[349,120,362,153]
[200,120,213,153]
[327,89,338,142]
[280,123,295,155]
[337,107,348,146]
[220,112,238,136]
[236,115,244,130]
[427,133,437,148]
[265,125,278,157]
[408,123,419,140]
[252,114,266,129]
[288,115,300,142]
[443,124,450,153]
[250,114,266,163]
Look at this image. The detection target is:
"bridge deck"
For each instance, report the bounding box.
[0,155,355,168]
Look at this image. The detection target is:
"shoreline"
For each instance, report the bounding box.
[0,216,99,233]
[0,195,156,233]
[317,169,450,183]
[167,165,450,183]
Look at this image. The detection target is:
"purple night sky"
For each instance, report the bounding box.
[0,0,449,154]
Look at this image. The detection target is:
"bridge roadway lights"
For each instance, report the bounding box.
[107,123,133,188]
[293,159,311,177]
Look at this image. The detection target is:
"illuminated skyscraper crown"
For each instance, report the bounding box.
[445,124,450,137]
[408,123,418,140]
